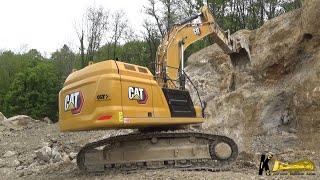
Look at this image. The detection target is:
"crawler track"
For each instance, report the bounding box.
[77,130,238,173]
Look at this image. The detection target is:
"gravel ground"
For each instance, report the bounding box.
[0,121,319,180]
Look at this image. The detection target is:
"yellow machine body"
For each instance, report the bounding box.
[59,60,203,132]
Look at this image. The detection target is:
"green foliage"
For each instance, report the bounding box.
[3,61,61,120]
[281,0,302,12]
[0,50,61,120]
[51,45,78,81]
[207,0,302,33]
[96,40,153,71]
[0,49,42,100]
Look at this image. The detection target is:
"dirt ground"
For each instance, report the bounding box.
[0,121,319,180]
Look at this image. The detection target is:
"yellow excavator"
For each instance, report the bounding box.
[59,5,250,172]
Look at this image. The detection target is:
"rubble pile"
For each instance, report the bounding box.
[0,112,109,179]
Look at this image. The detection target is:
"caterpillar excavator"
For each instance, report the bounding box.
[59,5,250,173]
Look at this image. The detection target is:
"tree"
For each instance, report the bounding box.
[142,20,161,73]
[0,49,44,98]
[281,0,302,12]
[145,0,165,38]
[75,6,109,67]
[110,10,129,59]
[51,44,76,81]
[178,0,203,17]
[144,0,181,38]
[3,62,61,120]
[86,6,109,62]
[76,29,85,68]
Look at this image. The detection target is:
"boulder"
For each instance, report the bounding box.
[35,146,66,164]
[0,159,5,167]
[3,150,16,158]
[43,117,53,124]
[16,165,26,170]
[7,159,20,167]
[62,153,71,164]
[35,146,52,162]
[51,147,62,163]
[3,115,33,129]
[69,152,77,160]
[0,112,7,125]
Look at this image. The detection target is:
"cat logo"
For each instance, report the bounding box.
[64,91,84,114]
[128,87,148,104]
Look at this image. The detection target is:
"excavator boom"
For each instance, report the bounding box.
[156,5,250,89]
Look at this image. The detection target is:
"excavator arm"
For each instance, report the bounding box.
[156,5,250,89]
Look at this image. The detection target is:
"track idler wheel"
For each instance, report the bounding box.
[209,138,238,162]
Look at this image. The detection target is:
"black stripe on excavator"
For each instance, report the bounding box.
[162,88,196,117]
[114,60,120,74]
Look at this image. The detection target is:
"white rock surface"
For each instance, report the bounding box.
[51,147,62,163]
[3,115,33,129]
[0,159,5,167]
[6,159,21,167]
[0,112,7,124]
[3,151,16,158]
[43,117,53,124]
[35,146,52,162]
[68,152,77,160]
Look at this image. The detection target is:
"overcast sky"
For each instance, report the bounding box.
[0,0,148,56]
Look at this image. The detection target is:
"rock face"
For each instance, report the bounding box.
[301,0,320,37]
[186,0,320,153]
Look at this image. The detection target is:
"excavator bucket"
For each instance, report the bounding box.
[229,35,251,68]
[206,3,251,68]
